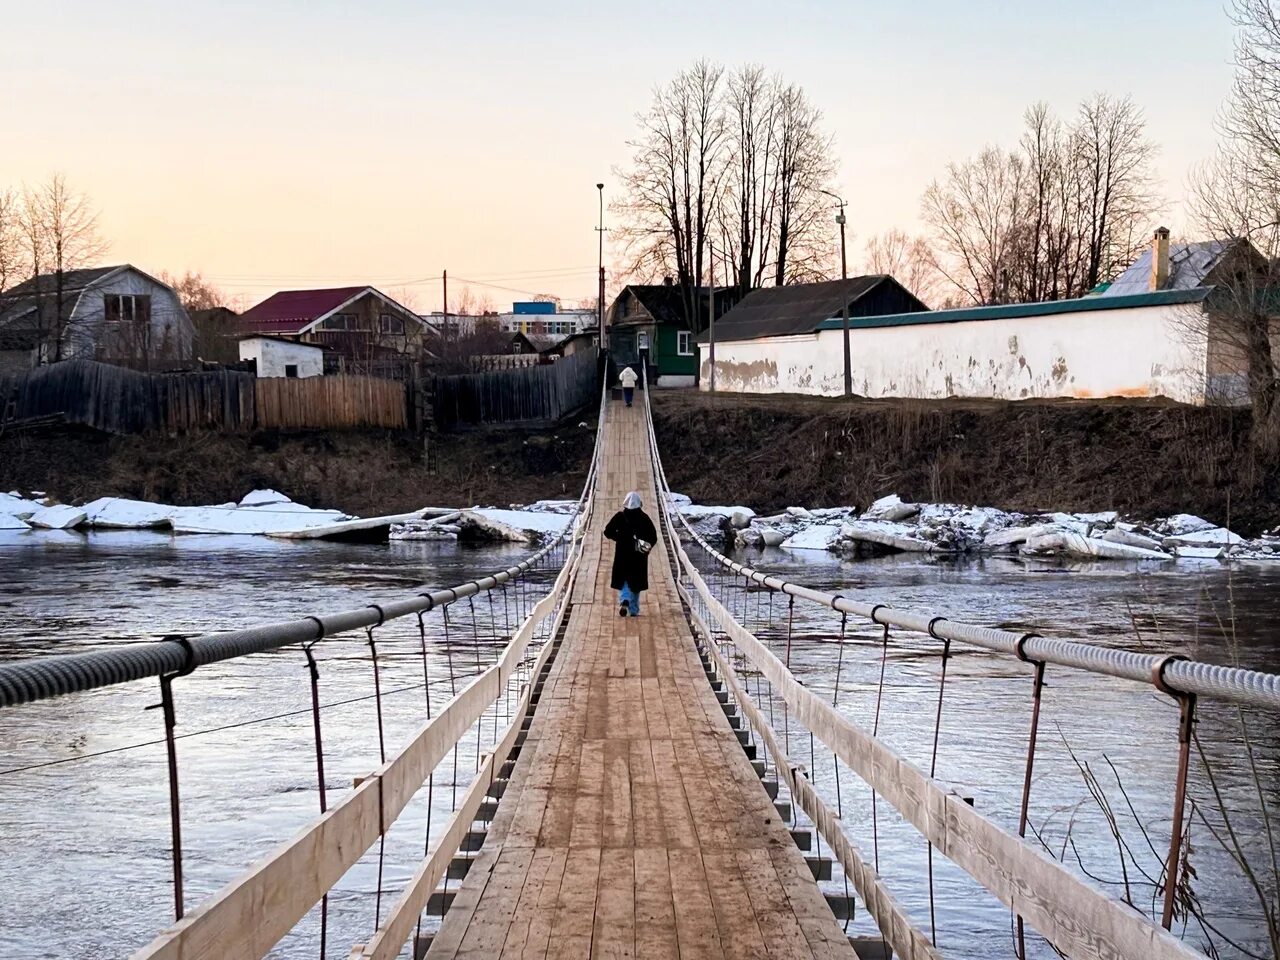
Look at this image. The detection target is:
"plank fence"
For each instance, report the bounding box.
[433,347,598,430]
[0,360,408,434]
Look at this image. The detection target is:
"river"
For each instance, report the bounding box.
[0,530,1277,959]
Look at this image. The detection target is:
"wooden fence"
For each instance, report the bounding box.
[0,360,408,434]
[255,375,407,430]
[432,347,598,430]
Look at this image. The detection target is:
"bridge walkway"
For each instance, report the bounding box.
[427,399,856,959]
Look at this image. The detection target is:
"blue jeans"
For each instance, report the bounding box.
[623,386,634,406]
[619,582,640,615]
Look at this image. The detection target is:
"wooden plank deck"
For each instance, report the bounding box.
[428,399,857,959]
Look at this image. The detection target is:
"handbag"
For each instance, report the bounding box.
[633,537,652,555]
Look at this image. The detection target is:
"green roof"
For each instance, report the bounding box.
[813,288,1210,333]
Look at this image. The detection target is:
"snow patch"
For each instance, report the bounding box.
[238,489,292,507]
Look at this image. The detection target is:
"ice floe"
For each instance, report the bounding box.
[26,504,88,529]
[671,490,1271,565]
[391,507,572,544]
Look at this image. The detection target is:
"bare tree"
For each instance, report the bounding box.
[923,147,1029,304]
[159,270,229,313]
[19,175,105,361]
[1186,0,1280,459]
[615,60,728,333]
[451,285,495,318]
[721,65,779,290]
[157,271,236,364]
[923,97,1158,306]
[1075,94,1160,290]
[772,82,838,285]
[863,230,947,306]
[617,61,838,324]
[0,189,25,297]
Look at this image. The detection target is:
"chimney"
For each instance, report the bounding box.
[1150,226,1170,291]
[662,275,674,287]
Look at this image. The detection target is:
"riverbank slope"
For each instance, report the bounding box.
[651,391,1277,536]
[0,425,596,517]
[3,391,1274,535]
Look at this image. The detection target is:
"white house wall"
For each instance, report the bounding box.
[240,338,324,377]
[702,303,1210,404]
[66,269,194,361]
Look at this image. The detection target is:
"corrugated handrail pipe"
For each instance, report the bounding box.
[0,373,614,710]
[637,367,1280,712]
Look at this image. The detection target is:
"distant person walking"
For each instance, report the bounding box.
[618,364,638,407]
[604,491,657,617]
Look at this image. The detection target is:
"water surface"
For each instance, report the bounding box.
[0,531,1277,958]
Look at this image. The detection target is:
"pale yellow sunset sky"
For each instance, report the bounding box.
[3,0,1238,311]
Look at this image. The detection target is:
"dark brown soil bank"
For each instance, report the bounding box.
[0,425,596,517]
[651,391,1279,536]
[5,392,1276,536]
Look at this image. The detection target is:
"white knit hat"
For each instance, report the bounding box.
[623,491,642,510]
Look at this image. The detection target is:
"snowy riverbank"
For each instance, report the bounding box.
[5,484,1275,564]
[671,493,1279,564]
[0,489,574,544]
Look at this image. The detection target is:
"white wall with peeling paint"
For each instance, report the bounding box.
[702,302,1211,404]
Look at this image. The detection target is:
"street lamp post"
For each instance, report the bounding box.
[596,183,606,350]
[820,189,851,397]
[707,243,717,393]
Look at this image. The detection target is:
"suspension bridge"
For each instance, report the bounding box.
[2,381,1279,960]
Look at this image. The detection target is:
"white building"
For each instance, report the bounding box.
[496,308,595,337]
[0,264,193,372]
[238,335,324,378]
[704,290,1213,403]
[701,232,1254,405]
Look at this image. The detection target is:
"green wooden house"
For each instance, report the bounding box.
[605,281,741,387]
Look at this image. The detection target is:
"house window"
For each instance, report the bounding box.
[284,364,299,379]
[677,331,693,356]
[379,314,404,335]
[638,331,650,351]
[104,294,152,325]
[323,313,363,331]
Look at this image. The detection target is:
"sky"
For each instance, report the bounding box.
[2,0,1240,311]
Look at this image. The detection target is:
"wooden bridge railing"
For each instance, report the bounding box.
[121,392,607,960]
[640,372,1208,960]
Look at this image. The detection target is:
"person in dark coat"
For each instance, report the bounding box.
[604,490,658,617]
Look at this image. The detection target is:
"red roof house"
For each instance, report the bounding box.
[238,286,426,373]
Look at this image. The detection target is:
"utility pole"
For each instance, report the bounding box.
[708,244,716,393]
[442,269,449,362]
[596,183,607,350]
[821,189,852,397]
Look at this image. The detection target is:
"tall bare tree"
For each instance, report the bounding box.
[1187,0,1280,459]
[772,82,837,285]
[923,96,1158,306]
[1075,94,1160,290]
[922,147,1029,304]
[722,65,779,290]
[19,175,105,361]
[617,61,837,329]
[616,60,728,333]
